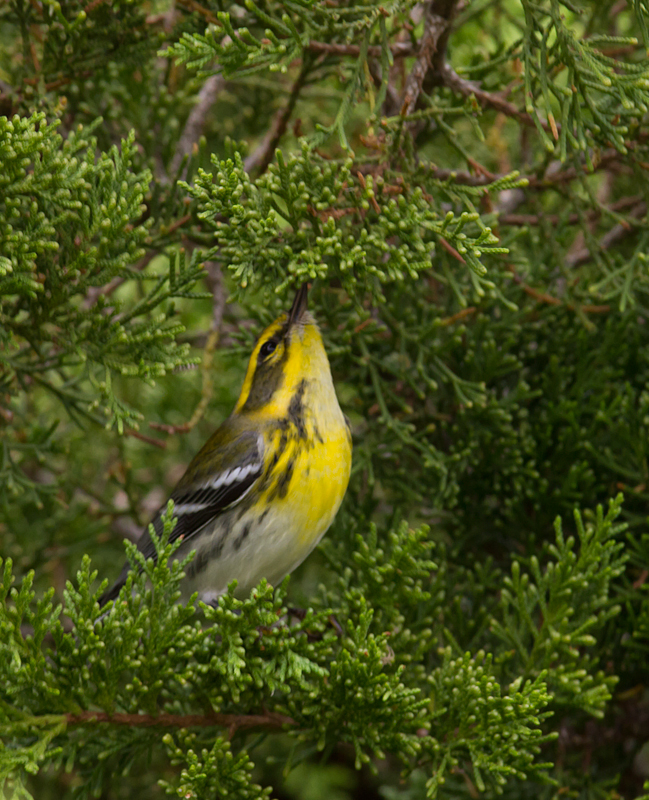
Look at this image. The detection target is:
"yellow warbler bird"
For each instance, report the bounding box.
[100,284,352,606]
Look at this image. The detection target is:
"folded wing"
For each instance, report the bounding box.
[99,426,264,607]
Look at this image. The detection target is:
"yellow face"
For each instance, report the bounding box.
[234,307,327,417]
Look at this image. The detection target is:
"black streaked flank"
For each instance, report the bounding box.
[276,458,295,500]
[287,379,308,440]
[186,548,209,579]
[234,523,251,551]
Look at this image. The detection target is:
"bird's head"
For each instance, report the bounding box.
[234,284,329,417]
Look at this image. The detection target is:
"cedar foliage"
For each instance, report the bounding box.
[1,1,649,798]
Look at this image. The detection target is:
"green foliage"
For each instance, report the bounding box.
[161,732,271,800]
[2,504,596,799]
[1,112,209,500]
[187,145,518,299]
[491,496,627,716]
[424,651,554,797]
[2,0,649,798]
[167,2,415,79]
[519,0,648,156]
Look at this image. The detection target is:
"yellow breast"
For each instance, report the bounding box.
[258,377,352,556]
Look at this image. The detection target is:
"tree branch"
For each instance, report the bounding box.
[307,40,414,59]
[400,1,459,117]
[565,201,647,267]
[244,61,310,177]
[170,74,225,178]
[65,710,295,732]
[439,64,553,131]
[499,195,644,227]
[150,260,226,436]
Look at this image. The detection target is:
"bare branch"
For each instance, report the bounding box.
[499,195,644,227]
[150,260,227,436]
[170,75,225,178]
[400,1,459,117]
[244,62,310,176]
[565,201,647,267]
[440,64,556,133]
[66,709,295,732]
[307,40,414,59]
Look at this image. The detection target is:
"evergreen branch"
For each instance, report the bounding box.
[65,710,295,731]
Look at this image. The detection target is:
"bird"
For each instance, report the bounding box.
[99,284,352,607]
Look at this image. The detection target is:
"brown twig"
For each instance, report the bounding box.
[438,236,466,264]
[165,214,193,235]
[150,260,226,436]
[65,709,295,733]
[307,40,414,59]
[244,62,310,176]
[526,148,632,189]
[439,307,476,325]
[440,64,555,132]
[508,266,610,314]
[499,195,643,227]
[124,429,167,449]
[82,250,159,311]
[393,142,634,190]
[170,75,225,179]
[175,0,221,25]
[400,1,459,117]
[565,201,647,267]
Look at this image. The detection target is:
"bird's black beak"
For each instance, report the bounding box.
[287,283,309,327]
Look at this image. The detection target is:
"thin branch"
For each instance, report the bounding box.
[244,61,310,176]
[508,266,610,314]
[170,75,225,178]
[65,709,295,733]
[439,307,477,326]
[440,64,554,131]
[401,1,459,117]
[150,260,226,436]
[566,201,647,267]
[124,429,167,449]
[307,40,414,59]
[175,0,221,25]
[499,195,644,227]
[81,250,159,311]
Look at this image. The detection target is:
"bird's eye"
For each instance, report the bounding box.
[259,339,277,360]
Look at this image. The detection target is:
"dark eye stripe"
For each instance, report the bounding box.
[259,338,278,360]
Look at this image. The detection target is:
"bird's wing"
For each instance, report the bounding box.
[99,424,264,606]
